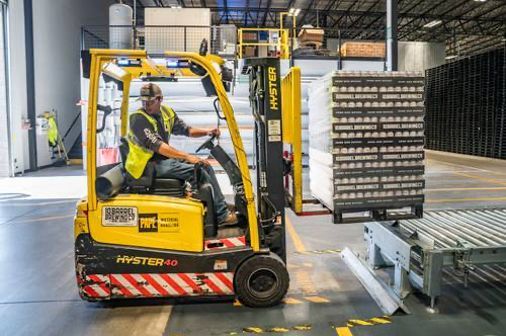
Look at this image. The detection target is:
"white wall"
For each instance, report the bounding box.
[0,3,8,177]
[8,0,29,173]
[31,0,115,167]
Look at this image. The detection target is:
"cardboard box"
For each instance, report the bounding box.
[340,42,386,58]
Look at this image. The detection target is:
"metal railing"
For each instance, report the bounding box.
[81,25,237,57]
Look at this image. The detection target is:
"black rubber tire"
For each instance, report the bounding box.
[234,254,289,308]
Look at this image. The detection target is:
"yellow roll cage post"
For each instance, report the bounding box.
[281,67,331,216]
[86,49,260,251]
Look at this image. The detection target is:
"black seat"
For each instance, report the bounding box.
[118,138,185,196]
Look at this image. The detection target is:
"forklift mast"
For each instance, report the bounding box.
[245,58,286,262]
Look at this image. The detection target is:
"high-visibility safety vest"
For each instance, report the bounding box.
[47,116,58,147]
[125,105,176,179]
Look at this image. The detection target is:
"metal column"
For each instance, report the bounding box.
[386,0,398,71]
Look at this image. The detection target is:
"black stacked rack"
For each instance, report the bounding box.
[426,45,506,158]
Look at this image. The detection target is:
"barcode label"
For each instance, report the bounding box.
[102,207,138,227]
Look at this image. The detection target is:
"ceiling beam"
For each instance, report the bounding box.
[297,0,318,27]
[262,0,272,26]
[397,0,462,40]
[421,2,506,42]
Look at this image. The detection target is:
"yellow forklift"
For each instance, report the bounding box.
[74,48,289,307]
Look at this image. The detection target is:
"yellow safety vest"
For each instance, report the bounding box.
[125,105,176,179]
[47,116,58,147]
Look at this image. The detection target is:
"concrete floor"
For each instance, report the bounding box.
[1,150,506,335]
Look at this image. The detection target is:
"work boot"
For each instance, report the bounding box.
[219,212,238,227]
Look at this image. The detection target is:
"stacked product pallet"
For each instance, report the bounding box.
[309,71,425,223]
[425,46,506,158]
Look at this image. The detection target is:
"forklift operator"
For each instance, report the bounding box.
[125,83,237,226]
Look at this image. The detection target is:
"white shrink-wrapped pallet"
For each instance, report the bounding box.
[308,71,426,223]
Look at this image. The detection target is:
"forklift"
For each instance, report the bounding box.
[74,48,289,307]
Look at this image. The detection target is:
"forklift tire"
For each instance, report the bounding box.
[234,254,289,308]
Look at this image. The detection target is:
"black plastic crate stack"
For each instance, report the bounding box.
[309,71,425,224]
[426,45,506,158]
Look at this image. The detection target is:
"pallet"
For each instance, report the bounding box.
[332,203,423,224]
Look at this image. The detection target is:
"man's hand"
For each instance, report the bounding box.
[189,127,221,138]
[186,154,210,166]
[207,128,221,137]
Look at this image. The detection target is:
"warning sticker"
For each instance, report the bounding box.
[102,207,138,227]
[158,213,180,233]
[268,119,281,134]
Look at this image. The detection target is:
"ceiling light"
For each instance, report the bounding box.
[423,20,442,28]
[289,8,301,16]
[445,55,458,60]
[474,0,487,2]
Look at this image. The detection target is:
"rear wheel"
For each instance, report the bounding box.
[234,254,289,307]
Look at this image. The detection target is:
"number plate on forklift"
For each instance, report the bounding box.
[102,207,138,227]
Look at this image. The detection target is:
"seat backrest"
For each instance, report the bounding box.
[119,138,129,166]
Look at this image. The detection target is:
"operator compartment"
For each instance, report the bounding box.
[84,49,246,251]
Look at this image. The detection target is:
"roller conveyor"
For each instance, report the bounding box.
[362,208,506,310]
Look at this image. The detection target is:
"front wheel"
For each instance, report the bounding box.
[234,254,289,307]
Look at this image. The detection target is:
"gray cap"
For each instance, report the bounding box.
[139,83,163,101]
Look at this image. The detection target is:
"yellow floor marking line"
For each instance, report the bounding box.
[304,296,330,303]
[347,319,374,327]
[452,171,506,187]
[292,325,312,331]
[427,196,506,204]
[426,157,494,174]
[336,327,354,336]
[268,327,290,332]
[426,187,506,192]
[283,297,303,305]
[294,270,318,295]
[285,215,306,253]
[10,214,74,224]
[294,248,342,255]
[242,327,264,333]
[336,316,392,335]
[235,324,312,334]
[368,317,392,324]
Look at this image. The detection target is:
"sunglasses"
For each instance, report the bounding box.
[146,96,163,103]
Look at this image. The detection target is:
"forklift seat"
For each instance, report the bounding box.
[118,138,186,196]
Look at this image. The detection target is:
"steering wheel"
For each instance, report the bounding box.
[196,134,217,153]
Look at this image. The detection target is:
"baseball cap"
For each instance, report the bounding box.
[138,83,163,101]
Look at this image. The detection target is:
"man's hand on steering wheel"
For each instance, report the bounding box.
[207,128,220,137]
[186,154,210,166]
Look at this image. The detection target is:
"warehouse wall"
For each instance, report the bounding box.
[8,0,29,174]
[398,42,446,72]
[31,0,115,167]
[0,3,8,177]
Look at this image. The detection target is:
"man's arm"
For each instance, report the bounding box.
[130,114,207,164]
[188,127,220,138]
[171,113,220,138]
[156,142,208,165]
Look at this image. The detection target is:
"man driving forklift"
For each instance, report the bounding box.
[126,82,237,226]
